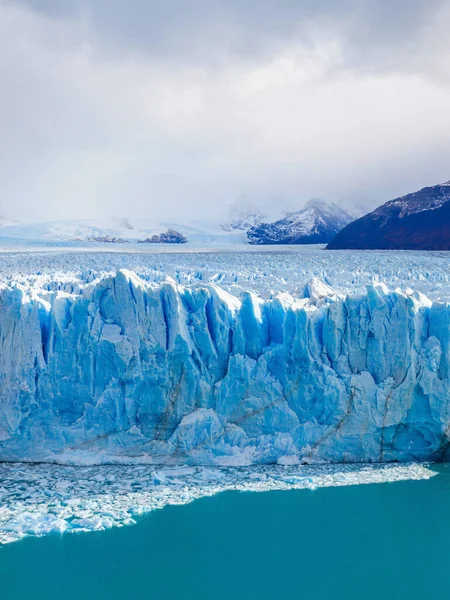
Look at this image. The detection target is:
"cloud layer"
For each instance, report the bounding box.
[1,0,450,221]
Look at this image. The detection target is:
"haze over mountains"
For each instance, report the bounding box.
[0,198,355,246]
[1,180,450,248]
[2,0,450,243]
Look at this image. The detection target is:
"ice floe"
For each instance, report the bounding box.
[0,463,436,545]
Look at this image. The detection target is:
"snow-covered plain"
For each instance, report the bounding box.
[0,462,436,544]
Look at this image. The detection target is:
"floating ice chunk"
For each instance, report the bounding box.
[0,462,436,545]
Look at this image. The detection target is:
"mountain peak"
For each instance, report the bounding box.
[328,180,450,250]
[112,216,134,230]
[247,199,355,245]
[221,199,267,232]
[304,197,329,210]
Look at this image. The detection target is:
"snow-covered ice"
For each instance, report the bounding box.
[2,247,450,465]
[2,246,450,299]
[0,462,436,544]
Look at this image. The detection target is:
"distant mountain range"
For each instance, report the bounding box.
[327,181,450,250]
[220,199,267,232]
[247,199,356,245]
[0,217,192,245]
[0,199,357,246]
[17,183,450,250]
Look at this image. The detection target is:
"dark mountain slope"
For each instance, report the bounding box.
[328,182,450,250]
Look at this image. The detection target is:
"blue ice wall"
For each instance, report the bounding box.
[1,270,449,465]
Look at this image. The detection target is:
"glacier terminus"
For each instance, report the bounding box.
[1,248,450,466]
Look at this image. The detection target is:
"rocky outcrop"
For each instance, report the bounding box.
[137,229,188,244]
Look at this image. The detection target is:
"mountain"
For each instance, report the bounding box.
[137,229,188,244]
[0,216,189,244]
[247,199,355,245]
[0,216,135,241]
[0,213,259,247]
[221,199,267,232]
[327,181,450,250]
[0,199,357,248]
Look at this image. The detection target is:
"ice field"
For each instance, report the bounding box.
[2,246,450,299]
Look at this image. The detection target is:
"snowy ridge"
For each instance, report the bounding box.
[221,198,267,232]
[328,180,450,250]
[0,462,436,544]
[247,199,355,245]
[383,183,450,218]
[2,266,450,465]
[281,199,352,236]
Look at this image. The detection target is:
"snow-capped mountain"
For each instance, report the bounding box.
[0,198,357,248]
[0,216,189,244]
[221,198,267,232]
[327,180,450,250]
[0,217,134,241]
[247,199,355,245]
[0,214,257,247]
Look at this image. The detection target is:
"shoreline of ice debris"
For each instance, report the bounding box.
[0,463,437,545]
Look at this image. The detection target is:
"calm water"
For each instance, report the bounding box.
[1,464,450,600]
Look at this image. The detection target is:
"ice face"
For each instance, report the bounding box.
[1,258,450,465]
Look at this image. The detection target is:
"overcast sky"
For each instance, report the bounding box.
[1,0,450,222]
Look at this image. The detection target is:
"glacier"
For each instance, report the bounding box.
[2,258,450,465]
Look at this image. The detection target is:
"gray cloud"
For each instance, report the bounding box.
[17,0,447,72]
[1,0,450,222]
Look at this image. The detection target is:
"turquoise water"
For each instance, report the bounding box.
[1,465,450,600]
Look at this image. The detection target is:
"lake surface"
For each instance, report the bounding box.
[1,464,450,600]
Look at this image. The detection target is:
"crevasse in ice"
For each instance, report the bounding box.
[1,268,449,464]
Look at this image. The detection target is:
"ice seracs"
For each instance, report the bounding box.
[2,264,450,465]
